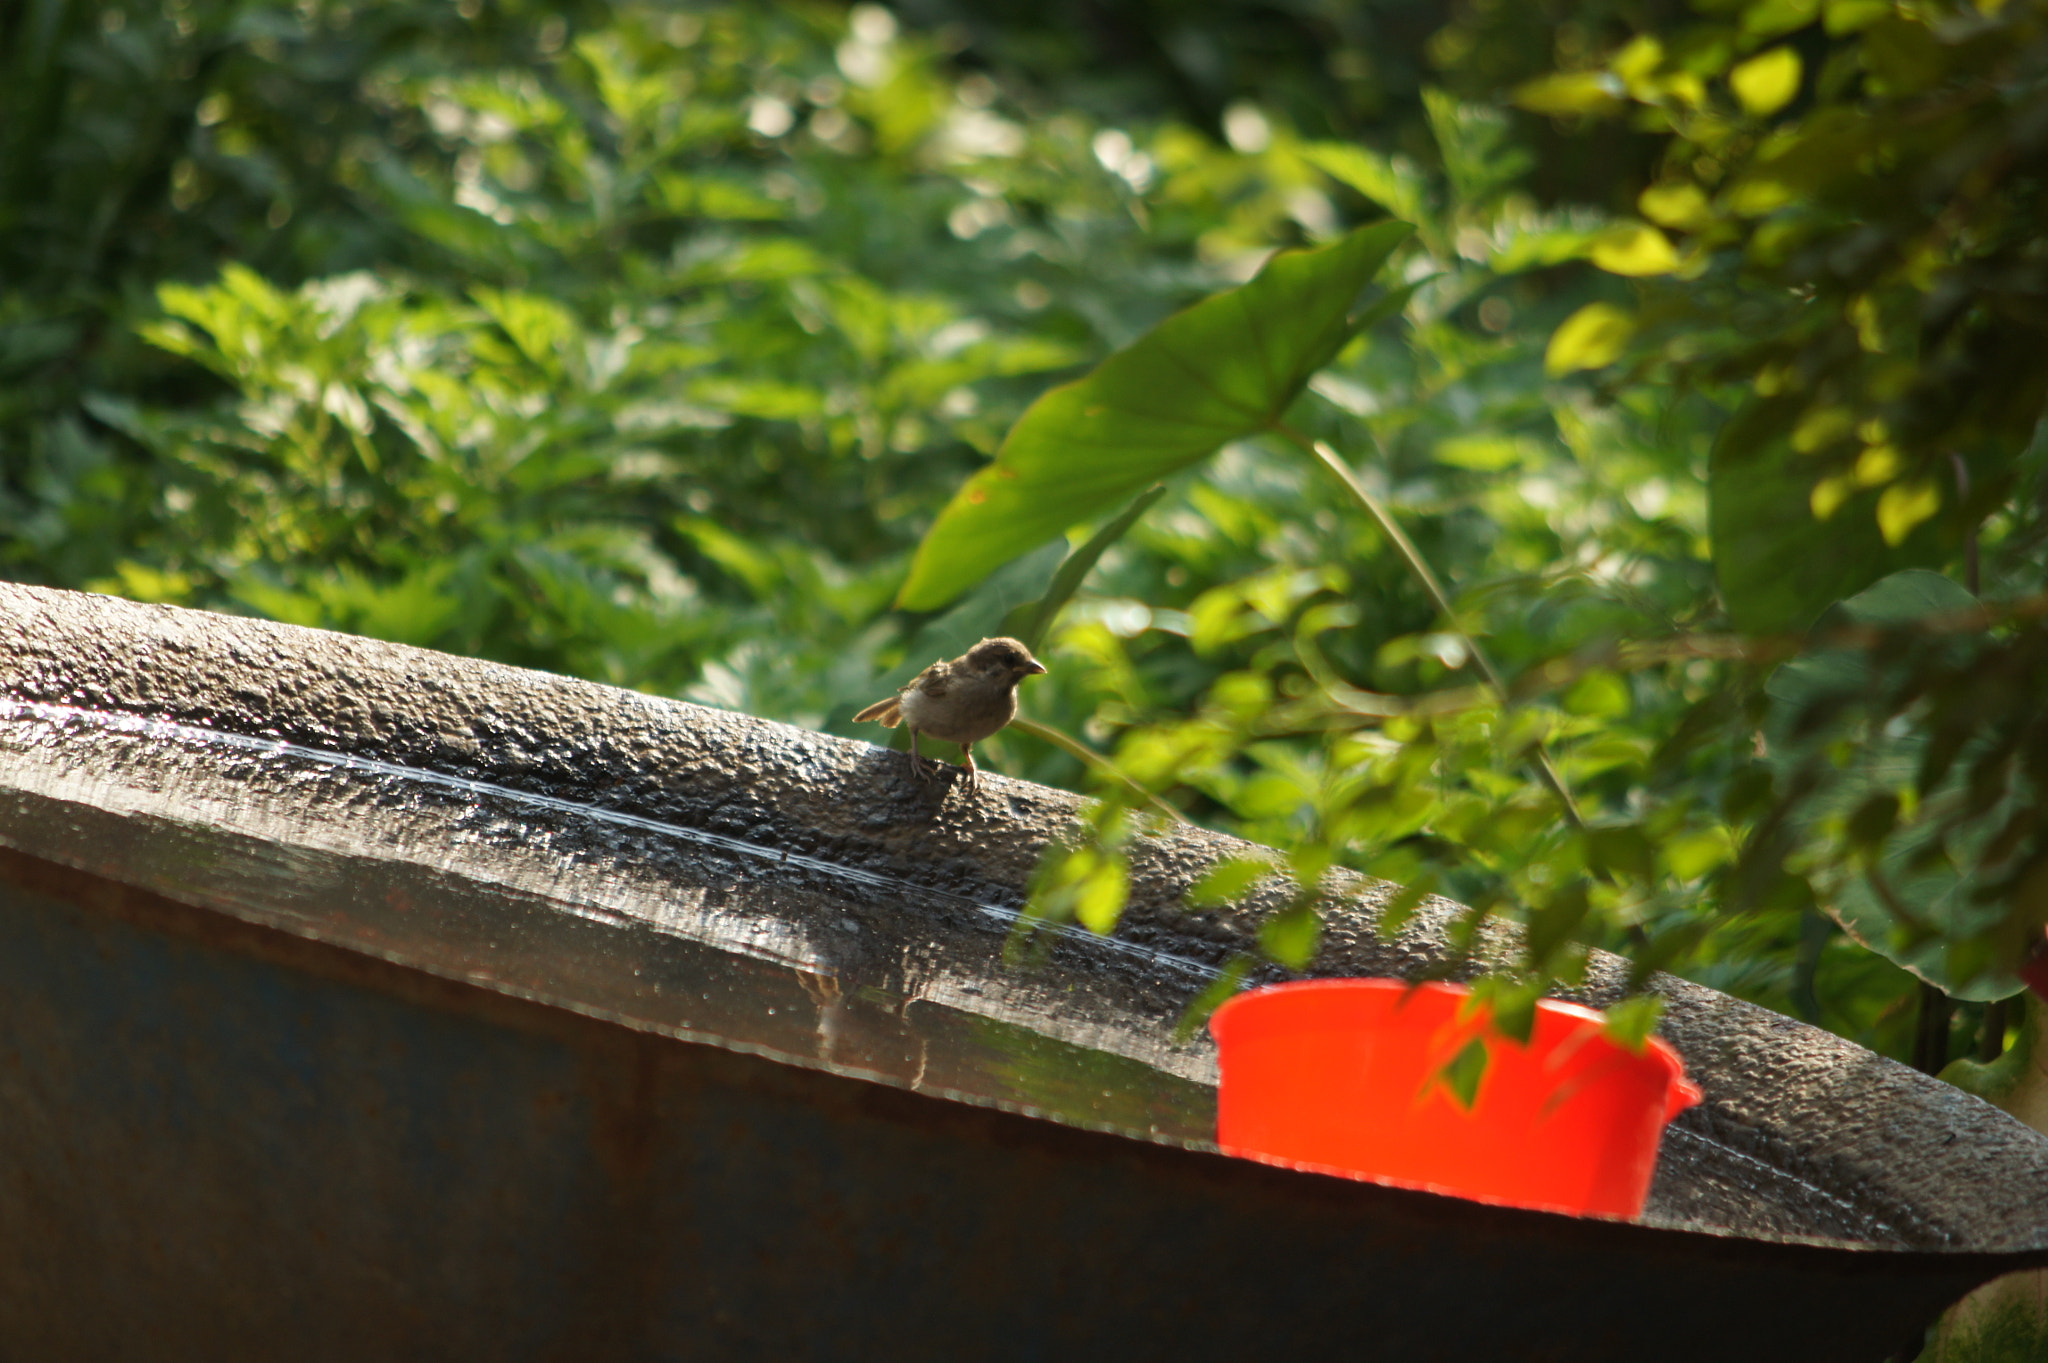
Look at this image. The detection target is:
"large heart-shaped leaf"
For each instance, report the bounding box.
[896,220,1414,611]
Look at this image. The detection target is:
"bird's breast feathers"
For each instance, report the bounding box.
[897,675,1018,744]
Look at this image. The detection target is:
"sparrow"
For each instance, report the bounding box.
[854,636,1047,792]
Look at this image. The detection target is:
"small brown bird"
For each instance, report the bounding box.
[854,636,1047,792]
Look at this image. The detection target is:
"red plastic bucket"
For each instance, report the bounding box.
[1210,979,1703,1218]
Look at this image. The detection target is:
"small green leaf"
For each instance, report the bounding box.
[1730,47,1803,116]
[1375,874,1438,938]
[1438,1035,1491,1110]
[1602,994,1666,1051]
[1638,181,1712,231]
[1259,901,1322,970]
[1177,956,1254,1042]
[1823,0,1890,35]
[1187,856,1274,908]
[1486,983,1542,1045]
[1722,174,1798,217]
[896,220,1414,610]
[1434,433,1535,470]
[1743,0,1822,39]
[1511,71,1626,118]
[1075,856,1130,934]
[1298,142,1428,224]
[1589,222,1682,277]
[1544,301,1635,375]
[1527,881,1593,973]
[1876,479,1941,546]
[1664,829,1733,880]
[1563,670,1630,717]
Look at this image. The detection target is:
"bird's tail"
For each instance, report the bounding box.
[853,698,903,726]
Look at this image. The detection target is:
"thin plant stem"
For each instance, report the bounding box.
[1010,716,1186,825]
[1275,422,1588,833]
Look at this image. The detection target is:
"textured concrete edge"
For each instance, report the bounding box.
[2,582,2044,1252]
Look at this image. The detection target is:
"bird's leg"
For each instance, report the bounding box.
[908,727,939,782]
[958,742,979,793]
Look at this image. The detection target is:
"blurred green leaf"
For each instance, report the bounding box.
[1186,855,1275,909]
[1602,994,1666,1051]
[1259,900,1322,969]
[1176,955,1254,1044]
[1437,1035,1490,1110]
[1766,570,2023,999]
[1730,47,1803,117]
[1544,302,1633,375]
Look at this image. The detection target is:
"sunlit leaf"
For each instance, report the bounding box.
[1638,181,1712,231]
[1075,855,1130,934]
[1730,47,1803,116]
[1563,671,1630,717]
[1664,829,1733,880]
[1723,174,1798,217]
[1434,433,1530,470]
[1743,0,1822,39]
[1511,71,1626,117]
[1544,301,1635,375]
[1298,142,1429,225]
[1823,0,1891,35]
[1877,480,1941,546]
[1589,222,1681,277]
[1609,36,1665,87]
[895,220,1414,610]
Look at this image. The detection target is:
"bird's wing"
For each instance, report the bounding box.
[911,659,952,699]
[852,697,903,725]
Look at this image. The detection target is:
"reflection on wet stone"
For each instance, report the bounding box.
[0,699,1218,1141]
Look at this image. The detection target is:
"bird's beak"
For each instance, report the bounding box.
[1025,659,1048,675]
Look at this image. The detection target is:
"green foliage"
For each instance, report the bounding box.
[1764,571,2039,1000]
[4,0,1212,724]
[896,220,1411,610]
[1506,0,2048,592]
[11,0,2042,1077]
[922,0,2048,1057]
[1008,485,1167,654]
[1709,399,1949,634]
